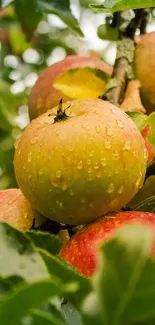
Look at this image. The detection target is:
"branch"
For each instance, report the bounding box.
[101,9,150,107]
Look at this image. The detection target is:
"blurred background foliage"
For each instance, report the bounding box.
[0,0,155,190]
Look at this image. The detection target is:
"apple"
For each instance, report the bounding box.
[14,98,147,225]
[28,55,112,120]
[0,188,45,231]
[134,32,155,112]
[60,211,155,276]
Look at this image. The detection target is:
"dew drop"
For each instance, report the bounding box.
[118,185,124,194]
[4,215,9,220]
[87,159,91,165]
[28,152,32,162]
[14,139,20,150]
[77,161,83,170]
[55,130,60,136]
[96,170,102,178]
[89,150,94,157]
[100,157,107,167]
[56,170,62,178]
[89,135,94,141]
[72,124,76,128]
[39,169,43,175]
[95,126,101,133]
[23,213,28,219]
[61,181,68,191]
[94,162,99,169]
[124,140,131,150]
[112,152,119,160]
[87,174,93,182]
[28,175,32,180]
[144,148,148,159]
[105,140,111,149]
[88,168,92,174]
[81,198,86,204]
[56,200,63,208]
[69,190,74,196]
[106,126,113,136]
[117,120,124,128]
[107,183,115,194]
[89,202,94,209]
[31,138,37,144]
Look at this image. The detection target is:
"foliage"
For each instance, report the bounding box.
[1,1,155,325]
[0,222,155,325]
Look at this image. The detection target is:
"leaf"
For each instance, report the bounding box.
[0,280,64,325]
[129,176,155,211]
[92,223,155,325]
[127,111,147,131]
[61,301,82,325]
[14,0,42,40]
[131,196,155,213]
[98,23,118,41]
[39,249,92,308]
[8,26,31,55]
[0,222,49,282]
[27,230,61,255]
[31,309,67,325]
[38,0,83,37]
[54,68,109,99]
[90,0,155,13]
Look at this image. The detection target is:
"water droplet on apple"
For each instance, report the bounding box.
[88,168,92,174]
[100,157,107,167]
[95,126,101,133]
[106,126,113,136]
[55,130,60,136]
[87,159,91,165]
[94,162,99,169]
[96,170,102,178]
[56,170,62,178]
[124,140,131,150]
[69,190,74,196]
[105,140,111,149]
[118,185,124,194]
[89,150,94,157]
[89,202,94,208]
[77,161,83,170]
[28,152,32,162]
[117,120,124,128]
[112,152,119,160]
[107,183,115,194]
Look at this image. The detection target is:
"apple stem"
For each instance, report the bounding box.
[54,99,69,123]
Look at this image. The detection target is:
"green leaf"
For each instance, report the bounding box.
[0,280,64,325]
[91,223,155,325]
[38,0,83,37]
[0,222,49,282]
[39,249,92,308]
[127,111,147,131]
[31,309,67,325]
[129,176,155,211]
[61,301,82,325]
[14,0,42,40]
[27,231,61,255]
[90,0,155,13]
[98,23,118,41]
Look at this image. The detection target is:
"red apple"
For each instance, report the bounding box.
[0,189,45,231]
[28,55,112,120]
[60,211,155,277]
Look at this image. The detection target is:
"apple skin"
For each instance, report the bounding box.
[134,32,155,113]
[28,55,112,120]
[14,98,147,225]
[0,189,46,231]
[60,211,155,277]
[141,124,155,163]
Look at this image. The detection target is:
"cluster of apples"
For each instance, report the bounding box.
[1,32,155,277]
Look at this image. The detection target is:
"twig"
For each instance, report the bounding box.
[101,9,149,106]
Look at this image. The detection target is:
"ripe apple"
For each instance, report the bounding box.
[60,211,155,276]
[28,55,112,120]
[134,32,155,112]
[14,98,147,225]
[0,188,45,231]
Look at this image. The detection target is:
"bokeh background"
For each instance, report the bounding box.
[0,0,155,190]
